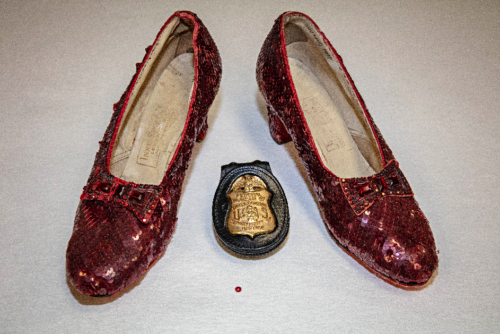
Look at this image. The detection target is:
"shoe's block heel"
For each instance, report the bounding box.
[196,119,208,142]
[268,106,292,144]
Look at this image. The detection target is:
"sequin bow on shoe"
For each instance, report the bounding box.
[256,12,438,286]
[66,11,221,296]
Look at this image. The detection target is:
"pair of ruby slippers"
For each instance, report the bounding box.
[66,11,438,296]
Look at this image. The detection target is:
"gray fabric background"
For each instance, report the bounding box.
[1,0,499,333]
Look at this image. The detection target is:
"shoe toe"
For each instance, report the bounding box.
[368,197,438,285]
[66,201,152,296]
[376,234,437,285]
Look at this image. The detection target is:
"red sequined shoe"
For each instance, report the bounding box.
[66,11,221,296]
[256,12,438,286]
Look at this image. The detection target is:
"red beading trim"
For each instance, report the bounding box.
[164,11,201,176]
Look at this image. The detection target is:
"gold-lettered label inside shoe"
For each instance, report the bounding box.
[226,175,276,238]
[137,114,168,168]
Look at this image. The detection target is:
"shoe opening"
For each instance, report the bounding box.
[284,14,383,178]
[110,17,196,185]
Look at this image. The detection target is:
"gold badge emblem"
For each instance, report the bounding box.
[226,175,276,238]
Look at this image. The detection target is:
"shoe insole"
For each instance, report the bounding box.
[117,53,195,185]
[288,57,375,178]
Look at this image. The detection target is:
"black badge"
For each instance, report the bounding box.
[212,161,289,257]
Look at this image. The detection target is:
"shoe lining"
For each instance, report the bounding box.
[285,17,383,178]
[109,18,195,185]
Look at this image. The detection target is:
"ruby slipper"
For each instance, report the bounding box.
[66,11,221,296]
[256,12,438,286]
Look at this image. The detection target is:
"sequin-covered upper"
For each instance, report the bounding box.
[256,12,437,286]
[66,11,222,296]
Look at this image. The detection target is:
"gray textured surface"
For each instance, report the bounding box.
[1,0,499,333]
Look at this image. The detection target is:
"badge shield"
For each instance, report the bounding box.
[227,175,276,238]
